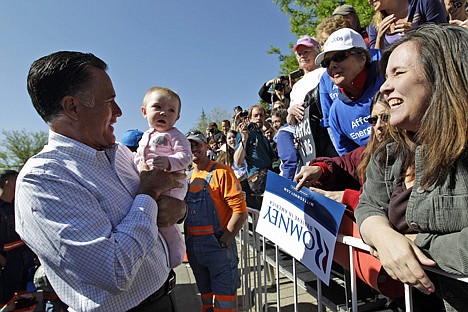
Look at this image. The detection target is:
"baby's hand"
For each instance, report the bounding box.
[153,156,170,171]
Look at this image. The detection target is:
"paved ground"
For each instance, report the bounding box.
[172,253,329,312]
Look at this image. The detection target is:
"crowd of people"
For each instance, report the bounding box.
[2,1,468,312]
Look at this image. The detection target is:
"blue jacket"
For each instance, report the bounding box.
[275,124,298,180]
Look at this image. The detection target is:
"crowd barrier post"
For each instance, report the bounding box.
[236,207,468,311]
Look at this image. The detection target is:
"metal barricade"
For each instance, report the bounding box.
[236,208,468,311]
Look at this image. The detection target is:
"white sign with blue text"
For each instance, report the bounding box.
[255,171,346,285]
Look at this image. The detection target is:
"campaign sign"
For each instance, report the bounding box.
[295,105,316,164]
[255,171,346,285]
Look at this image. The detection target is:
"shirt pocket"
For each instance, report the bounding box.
[431,195,468,232]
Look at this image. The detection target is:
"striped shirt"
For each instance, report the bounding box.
[15,130,170,311]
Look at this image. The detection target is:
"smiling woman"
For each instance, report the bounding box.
[315,28,384,155]
[356,24,468,311]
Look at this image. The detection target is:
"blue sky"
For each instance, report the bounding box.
[0,1,296,142]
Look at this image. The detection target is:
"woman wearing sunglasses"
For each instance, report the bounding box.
[315,28,384,156]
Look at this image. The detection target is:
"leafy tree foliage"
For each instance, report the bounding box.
[0,129,48,171]
[191,107,231,133]
[270,0,375,74]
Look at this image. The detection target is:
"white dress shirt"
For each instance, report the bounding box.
[15,131,170,311]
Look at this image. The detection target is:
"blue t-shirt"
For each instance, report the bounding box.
[367,0,447,49]
[235,128,274,178]
[319,49,381,129]
[328,61,384,155]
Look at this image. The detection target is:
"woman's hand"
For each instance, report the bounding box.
[238,121,249,141]
[288,103,305,122]
[294,165,323,190]
[393,21,412,35]
[360,216,436,295]
[376,14,396,49]
[287,103,305,125]
[450,19,468,28]
[309,187,344,203]
[266,77,281,87]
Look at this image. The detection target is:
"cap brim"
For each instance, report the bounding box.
[315,51,326,66]
[314,46,354,65]
[293,43,314,52]
[333,10,352,16]
[187,136,206,144]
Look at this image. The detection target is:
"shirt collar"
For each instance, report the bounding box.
[48,130,118,163]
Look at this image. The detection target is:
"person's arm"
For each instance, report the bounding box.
[16,165,182,293]
[156,196,187,227]
[233,125,248,166]
[164,131,193,172]
[258,80,278,103]
[355,155,436,295]
[307,146,364,190]
[217,168,248,245]
[359,215,436,295]
[219,212,248,246]
[276,129,298,180]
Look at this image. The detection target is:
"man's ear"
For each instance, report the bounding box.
[61,96,79,121]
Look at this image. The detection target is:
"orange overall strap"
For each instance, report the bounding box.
[4,240,25,251]
[213,294,237,311]
[185,225,215,236]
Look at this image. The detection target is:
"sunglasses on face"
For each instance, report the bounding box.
[368,113,389,126]
[320,50,353,68]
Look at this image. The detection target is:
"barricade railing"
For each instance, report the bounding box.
[236,207,468,312]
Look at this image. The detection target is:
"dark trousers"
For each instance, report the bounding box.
[128,270,177,312]
[128,292,176,312]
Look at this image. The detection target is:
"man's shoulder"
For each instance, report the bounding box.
[212,161,233,173]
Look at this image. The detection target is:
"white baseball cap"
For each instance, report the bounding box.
[315,28,367,66]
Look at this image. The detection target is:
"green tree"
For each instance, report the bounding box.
[192,107,231,133]
[270,0,375,74]
[192,109,209,133]
[0,129,48,171]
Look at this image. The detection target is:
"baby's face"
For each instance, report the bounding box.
[142,91,180,132]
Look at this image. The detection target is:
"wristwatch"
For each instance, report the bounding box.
[219,240,228,248]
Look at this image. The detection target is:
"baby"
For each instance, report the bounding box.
[135,86,192,268]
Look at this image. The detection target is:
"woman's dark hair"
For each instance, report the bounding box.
[217,130,238,167]
[27,51,107,123]
[357,91,389,181]
[379,24,468,187]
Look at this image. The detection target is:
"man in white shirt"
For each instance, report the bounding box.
[16,51,186,312]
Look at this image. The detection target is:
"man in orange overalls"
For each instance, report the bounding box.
[185,131,248,312]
